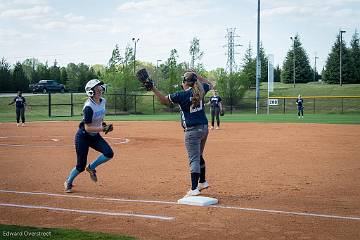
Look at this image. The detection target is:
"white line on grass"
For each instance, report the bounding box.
[1,189,360,221]
[0,203,174,221]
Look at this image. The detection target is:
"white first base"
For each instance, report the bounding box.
[177,196,218,206]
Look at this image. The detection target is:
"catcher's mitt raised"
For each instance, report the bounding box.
[102,122,113,134]
[136,68,154,91]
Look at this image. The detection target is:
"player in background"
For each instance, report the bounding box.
[296,94,304,118]
[208,90,223,129]
[64,79,114,193]
[8,91,26,127]
[151,71,213,198]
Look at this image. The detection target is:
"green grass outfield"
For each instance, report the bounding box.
[0,224,135,240]
[0,113,359,124]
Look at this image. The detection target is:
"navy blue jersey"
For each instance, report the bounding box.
[169,83,211,128]
[296,98,303,108]
[13,96,26,108]
[210,96,222,108]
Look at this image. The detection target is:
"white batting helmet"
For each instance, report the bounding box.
[85,79,104,97]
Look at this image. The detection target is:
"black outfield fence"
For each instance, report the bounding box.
[1,93,359,118]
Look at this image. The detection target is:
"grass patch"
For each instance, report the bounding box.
[0,224,135,240]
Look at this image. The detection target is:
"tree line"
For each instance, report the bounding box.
[0,30,359,108]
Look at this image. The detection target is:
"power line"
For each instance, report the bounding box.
[224,28,242,74]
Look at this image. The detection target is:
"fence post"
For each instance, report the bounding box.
[70,92,74,117]
[313,98,315,114]
[134,94,137,114]
[114,94,117,115]
[283,98,286,114]
[153,95,155,114]
[341,97,344,114]
[48,92,51,117]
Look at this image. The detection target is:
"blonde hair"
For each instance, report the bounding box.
[190,80,204,109]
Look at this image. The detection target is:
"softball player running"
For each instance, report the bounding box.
[151,71,213,198]
[296,94,304,118]
[64,79,114,193]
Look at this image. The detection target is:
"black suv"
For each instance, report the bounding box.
[30,80,65,94]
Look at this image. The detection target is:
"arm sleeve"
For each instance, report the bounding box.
[202,83,211,94]
[83,106,93,124]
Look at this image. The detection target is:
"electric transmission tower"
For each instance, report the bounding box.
[225,28,242,74]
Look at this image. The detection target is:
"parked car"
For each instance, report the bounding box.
[30,80,65,94]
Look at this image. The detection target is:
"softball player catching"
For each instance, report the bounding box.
[296,94,304,118]
[137,69,213,198]
[64,79,114,193]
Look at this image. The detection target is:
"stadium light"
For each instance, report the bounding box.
[290,36,297,88]
[340,30,346,86]
[132,37,140,74]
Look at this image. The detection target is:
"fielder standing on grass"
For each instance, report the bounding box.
[296,94,304,118]
[136,69,213,198]
[64,79,114,193]
[8,91,27,127]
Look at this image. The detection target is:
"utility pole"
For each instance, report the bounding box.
[132,37,139,74]
[255,0,261,114]
[225,28,241,74]
[339,30,346,86]
[290,36,297,88]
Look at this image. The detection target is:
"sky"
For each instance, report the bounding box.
[0,0,359,72]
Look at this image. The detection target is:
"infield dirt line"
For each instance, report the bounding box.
[1,189,359,221]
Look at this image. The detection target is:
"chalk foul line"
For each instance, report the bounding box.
[0,203,174,221]
[0,189,359,221]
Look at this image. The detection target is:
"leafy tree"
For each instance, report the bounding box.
[322,34,352,84]
[159,49,181,94]
[36,62,50,80]
[281,35,312,84]
[12,62,28,91]
[0,58,12,92]
[108,44,122,70]
[59,67,68,85]
[349,30,360,83]
[22,58,39,84]
[189,37,203,69]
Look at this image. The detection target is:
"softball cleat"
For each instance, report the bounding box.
[86,165,98,182]
[198,181,209,191]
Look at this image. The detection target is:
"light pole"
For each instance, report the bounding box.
[339,30,346,86]
[314,54,319,82]
[132,37,139,74]
[255,0,260,114]
[156,59,162,68]
[290,36,297,88]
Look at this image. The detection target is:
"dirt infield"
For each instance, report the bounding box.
[0,121,359,239]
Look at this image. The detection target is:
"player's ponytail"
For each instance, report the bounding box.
[190,80,204,109]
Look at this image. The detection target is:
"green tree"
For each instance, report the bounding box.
[0,58,12,92]
[36,62,50,80]
[349,30,360,83]
[281,34,312,84]
[12,62,28,91]
[49,60,61,81]
[242,43,256,87]
[59,67,68,85]
[259,43,268,82]
[159,49,181,94]
[189,37,203,69]
[22,58,38,84]
[323,34,352,84]
[274,65,281,82]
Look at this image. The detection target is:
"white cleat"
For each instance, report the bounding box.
[198,181,209,191]
[184,188,201,198]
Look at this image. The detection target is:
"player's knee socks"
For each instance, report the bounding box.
[200,156,206,183]
[89,154,111,170]
[67,167,80,184]
[191,172,200,190]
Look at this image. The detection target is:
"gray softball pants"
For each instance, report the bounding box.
[184,124,209,173]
